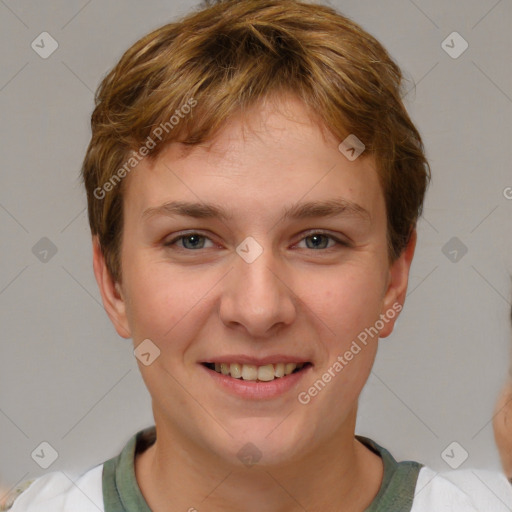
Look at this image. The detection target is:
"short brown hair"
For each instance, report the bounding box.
[81,0,431,284]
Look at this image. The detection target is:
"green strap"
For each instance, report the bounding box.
[103,428,154,512]
[103,428,422,512]
[357,435,423,512]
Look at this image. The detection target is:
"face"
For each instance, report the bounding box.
[94,94,415,467]
[494,380,512,479]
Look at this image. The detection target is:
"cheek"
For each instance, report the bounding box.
[290,270,385,419]
[304,263,387,343]
[122,257,201,342]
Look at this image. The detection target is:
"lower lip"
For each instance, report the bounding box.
[200,364,312,400]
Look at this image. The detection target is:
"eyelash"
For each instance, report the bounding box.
[163,231,350,252]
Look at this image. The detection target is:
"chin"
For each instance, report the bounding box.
[211,419,311,468]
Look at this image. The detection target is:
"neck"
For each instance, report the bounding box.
[135,411,383,512]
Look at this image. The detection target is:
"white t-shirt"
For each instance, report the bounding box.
[8,427,512,511]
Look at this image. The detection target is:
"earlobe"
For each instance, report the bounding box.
[92,236,131,339]
[379,229,417,338]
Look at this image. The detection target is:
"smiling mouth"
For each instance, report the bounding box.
[202,362,312,382]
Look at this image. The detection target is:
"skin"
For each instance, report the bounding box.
[494,378,512,480]
[93,93,417,512]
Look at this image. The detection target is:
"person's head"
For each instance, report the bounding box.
[84,0,430,466]
[493,304,512,480]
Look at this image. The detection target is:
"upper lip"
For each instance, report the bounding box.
[201,355,312,365]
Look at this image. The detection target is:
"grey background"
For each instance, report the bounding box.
[1,0,511,493]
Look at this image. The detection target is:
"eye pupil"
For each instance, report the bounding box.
[183,234,203,249]
[307,234,328,249]
[169,232,341,252]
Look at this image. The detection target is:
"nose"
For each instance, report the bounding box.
[219,244,297,338]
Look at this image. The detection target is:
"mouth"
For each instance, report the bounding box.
[201,362,313,382]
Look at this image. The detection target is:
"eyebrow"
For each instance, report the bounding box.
[141,198,371,223]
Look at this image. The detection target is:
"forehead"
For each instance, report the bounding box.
[122,95,384,227]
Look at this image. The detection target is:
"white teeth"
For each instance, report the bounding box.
[257,364,275,381]
[241,364,258,380]
[274,363,285,378]
[230,363,242,379]
[285,363,297,375]
[210,362,307,380]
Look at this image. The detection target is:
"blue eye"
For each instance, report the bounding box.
[165,233,214,250]
[296,232,347,250]
[164,231,348,252]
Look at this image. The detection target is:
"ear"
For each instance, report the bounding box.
[92,236,131,339]
[379,229,417,338]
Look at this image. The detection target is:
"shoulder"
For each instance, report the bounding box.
[8,464,104,512]
[412,466,512,512]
